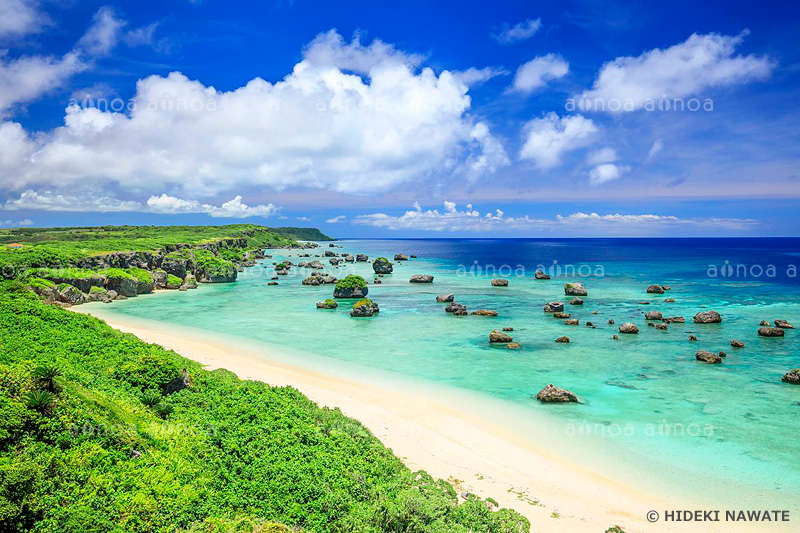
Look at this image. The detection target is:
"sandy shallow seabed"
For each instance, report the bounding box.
[71,306,794,533]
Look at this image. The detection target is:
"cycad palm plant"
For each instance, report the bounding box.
[25,390,56,414]
[32,365,62,392]
[154,403,174,419]
[141,390,162,408]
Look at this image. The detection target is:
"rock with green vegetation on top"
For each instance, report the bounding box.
[194,249,237,283]
[57,283,85,305]
[26,277,58,300]
[350,298,379,317]
[161,249,196,279]
[88,285,109,302]
[372,257,393,274]
[166,274,182,289]
[27,267,106,293]
[126,267,155,294]
[333,275,368,298]
[104,268,139,297]
[564,282,587,296]
[316,299,338,309]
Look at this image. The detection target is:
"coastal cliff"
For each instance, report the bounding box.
[0,225,328,306]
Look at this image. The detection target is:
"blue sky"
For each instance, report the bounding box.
[1,0,799,237]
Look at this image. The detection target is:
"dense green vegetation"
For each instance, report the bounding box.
[353,298,375,308]
[0,283,529,532]
[192,249,236,279]
[335,275,367,291]
[0,225,331,276]
[269,227,334,242]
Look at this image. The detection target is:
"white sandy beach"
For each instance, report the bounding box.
[72,306,793,533]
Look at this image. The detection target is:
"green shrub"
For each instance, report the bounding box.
[28,267,103,281]
[113,352,182,393]
[126,267,154,285]
[26,277,55,290]
[335,275,367,291]
[103,268,137,281]
[89,286,107,294]
[352,298,374,308]
[194,249,236,278]
[23,390,55,414]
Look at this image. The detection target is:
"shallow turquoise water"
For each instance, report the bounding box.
[84,238,800,509]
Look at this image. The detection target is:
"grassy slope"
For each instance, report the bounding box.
[0,225,331,274]
[0,223,528,533]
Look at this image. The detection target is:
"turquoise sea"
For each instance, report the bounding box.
[83,238,800,510]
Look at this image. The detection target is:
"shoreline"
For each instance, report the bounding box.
[71,305,790,533]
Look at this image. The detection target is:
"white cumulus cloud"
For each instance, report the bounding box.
[146,194,278,218]
[519,113,598,169]
[510,54,568,94]
[577,31,774,112]
[354,202,759,234]
[326,215,346,223]
[2,190,279,218]
[589,163,630,185]
[0,30,508,198]
[3,189,141,212]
